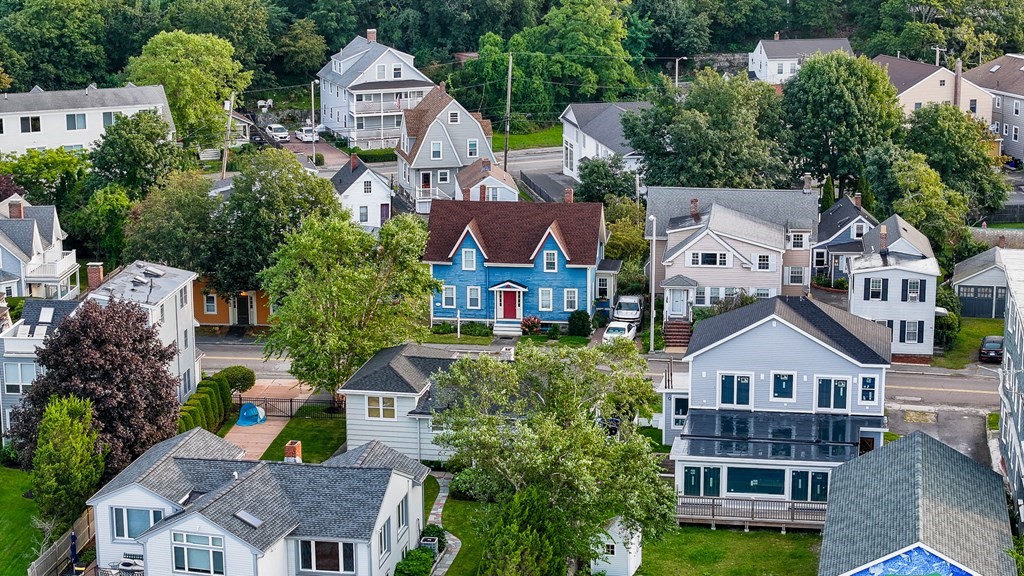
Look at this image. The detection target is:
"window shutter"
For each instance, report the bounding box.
[863,278,871,300]
[919,279,927,302]
[887,320,894,341]
[901,279,908,302]
[899,321,907,343]
[917,321,925,343]
[725,253,733,267]
[769,255,777,272]
[881,279,889,301]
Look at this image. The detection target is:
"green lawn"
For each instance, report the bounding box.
[440,498,492,576]
[0,467,40,576]
[421,334,495,346]
[492,125,562,151]
[639,426,672,453]
[518,334,591,348]
[424,475,440,520]
[636,526,821,576]
[260,411,346,463]
[932,317,1005,369]
[216,406,239,438]
[989,412,1000,431]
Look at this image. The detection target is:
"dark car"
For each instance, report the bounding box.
[979,336,1004,363]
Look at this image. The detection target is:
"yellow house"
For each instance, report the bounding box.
[874,55,995,126]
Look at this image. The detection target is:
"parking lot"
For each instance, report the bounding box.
[281,139,349,169]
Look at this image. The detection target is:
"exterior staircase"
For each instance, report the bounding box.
[663,319,692,348]
[493,320,523,337]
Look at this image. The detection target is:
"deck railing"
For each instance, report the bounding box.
[676,496,827,527]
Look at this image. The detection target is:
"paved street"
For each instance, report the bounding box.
[198,340,290,379]
[348,146,563,183]
[887,366,1000,409]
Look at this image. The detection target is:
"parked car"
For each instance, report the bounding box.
[602,321,637,344]
[295,127,319,142]
[613,295,644,322]
[266,124,289,142]
[979,336,1004,363]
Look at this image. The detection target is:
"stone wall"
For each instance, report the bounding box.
[690,52,749,76]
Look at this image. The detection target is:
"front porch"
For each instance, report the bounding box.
[662,275,696,348]
[490,281,526,336]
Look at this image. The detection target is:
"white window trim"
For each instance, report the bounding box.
[467,139,479,158]
[112,507,163,540]
[869,278,883,301]
[785,266,806,286]
[717,371,755,409]
[756,254,771,271]
[467,286,481,309]
[905,321,920,344]
[438,170,450,184]
[300,540,356,574]
[689,252,729,267]
[376,64,386,80]
[768,370,797,403]
[563,288,578,311]
[813,249,827,268]
[378,518,392,563]
[397,496,409,533]
[538,288,553,311]
[996,95,1002,108]
[171,531,225,575]
[543,251,558,272]
[786,233,807,250]
[441,285,456,308]
[857,374,879,406]
[3,362,37,395]
[366,396,397,420]
[907,279,920,303]
[461,248,476,271]
[813,374,852,413]
[204,294,218,315]
[670,395,688,429]
[430,141,442,160]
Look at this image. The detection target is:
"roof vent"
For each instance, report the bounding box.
[991,65,1001,72]
[131,276,148,286]
[142,266,165,278]
[234,510,264,529]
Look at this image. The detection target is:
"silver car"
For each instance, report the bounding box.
[613,296,643,322]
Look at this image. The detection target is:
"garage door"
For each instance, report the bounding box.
[959,285,994,318]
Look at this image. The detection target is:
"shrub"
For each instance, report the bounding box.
[179,409,195,431]
[567,310,592,337]
[421,524,448,553]
[394,547,435,576]
[460,322,492,337]
[0,442,19,466]
[691,306,718,325]
[176,418,186,434]
[592,311,610,329]
[308,152,325,166]
[197,381,223,416]
[213,376,233,411]
[351,147,397,163]
[7,297,25,322]
[432,322,455,335]
[217,366,256,393]
[521,316,541,335]
[546,323,561,339]
[185,400,206,430]
[193,392,218,431]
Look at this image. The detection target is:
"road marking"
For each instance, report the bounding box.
[203,356,267,361]
[889,384,998,395]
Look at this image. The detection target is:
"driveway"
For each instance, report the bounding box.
[887,406,990,466]
[281,139,348,169]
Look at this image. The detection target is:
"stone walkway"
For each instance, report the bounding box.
[427,472,463,575]
[223,379,311,460]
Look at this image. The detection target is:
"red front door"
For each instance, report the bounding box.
[502,291,517,319]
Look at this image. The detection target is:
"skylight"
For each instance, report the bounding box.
[38,307,53,323]
[990,65,1001,72]
[234,510,263,528]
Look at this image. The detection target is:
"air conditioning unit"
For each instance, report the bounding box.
[420,536,439,555]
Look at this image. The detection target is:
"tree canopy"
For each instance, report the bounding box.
[89,110,183,200]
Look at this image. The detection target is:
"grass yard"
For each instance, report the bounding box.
[216,406,239,438]
[636,526,821,576]
[989,412,1000,431]
[0,467,40,576]
[424,475,440,519]
[492,125,562,151]
[518,334,591,348]
[932,317,1005,369]
[639,426,672,453]
[260,409,346,463]
[421,334,495,346]
[440,498,492,576]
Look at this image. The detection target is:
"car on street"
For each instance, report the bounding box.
[613,295,644,322]
[979,335,1004,363]
[602,321,637,344]
[295,127,319,142]
[266,124,290,142]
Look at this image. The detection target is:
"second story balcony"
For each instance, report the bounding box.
[26,250,78,281]
[352,96,423,116]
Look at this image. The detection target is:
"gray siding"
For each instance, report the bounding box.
[954,267,1007,289]
[993,95,1024,159]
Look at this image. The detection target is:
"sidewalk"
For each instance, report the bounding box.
[889,362,998,378]
[427,472,462,575]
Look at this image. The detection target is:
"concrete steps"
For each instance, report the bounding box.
[493,320,523,337]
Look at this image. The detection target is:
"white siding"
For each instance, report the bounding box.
[346,393,437,461]
[0,104,170,155]
[91,487,178,569]
[591,520,641,576]
[141,514,256,576]
[848,267,936,356]
[258,538,287,575]
[338,172,393,228]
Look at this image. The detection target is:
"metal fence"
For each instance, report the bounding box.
[676,496,827,527]
[518,171,561,203]
[27,508,96,576]
[234,396,344,419]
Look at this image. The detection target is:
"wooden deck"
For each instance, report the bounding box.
[676,496,827,530]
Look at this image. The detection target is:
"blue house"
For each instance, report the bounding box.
[423,199,618,335]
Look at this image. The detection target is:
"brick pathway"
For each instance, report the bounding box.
[224,379,311,460]
[427,472,463,575]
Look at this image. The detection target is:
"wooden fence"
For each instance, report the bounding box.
[27,507,96,576]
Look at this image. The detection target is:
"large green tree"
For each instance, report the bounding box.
[890,151,970,269]
[165,0,276,71]
[126,31,252,147]
[862,142,917,219]
[432,343,675,569]
[783,51,902,194]
[0,148,89,211]
[630,0,711,57]
[90,111,182,200]
[206,148,338,296]
[905,103,1009,218]
[68,184,131,263]
[261,213,439,395]
[276,19,329,78]
[31,396,105,532]
[576,156,636,203]
[0,0,107,89]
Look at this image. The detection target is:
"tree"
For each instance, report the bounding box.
[124,171,221,272]
[576,156,635,203]
[604,195,647,262]
[0,62,11,90]
[69,184,131,262]
[126,31,253,147]
[276,19,329,78]
[31,396,105,532]
[206,148,339,296]
[165,0,275,71]
[862,142,916,219]
[0,0,107,90]
[890,152,969,270]
[783,51,902,194]
[308,0,357,50]
[7,300,179,479]
[480,486,562,576]
[261,213,440,396]
[90,111,182,200]
[432,343,675,569]
[0,146,89,210]
[0,174,26,200]
[906,103,1009,219]
[624,72,789,188]
[820,176,835,212]
[630,0,711,57]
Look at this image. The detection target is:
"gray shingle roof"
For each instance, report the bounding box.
[662,274,698,287]
[685,296,891,365]
[952,247,1004,285]
[819,431,1015,576]
[861,214,934,258]
[963,53,1024,97]
[0,85,175,131]
[872,55,945,94]
[22,205,64,245]
[19,299,80,328]
[562,101,650,156]
[318,36,388,88]
[331,156,370,194]
[706,203,785,249]
[758,38,853,59]
[0,218,40,260]
[323,440,430,483]
[340,343,456,394]
[645,187,819,242]
[817,196,878,242]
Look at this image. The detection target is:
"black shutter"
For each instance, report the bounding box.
[919,279,927,302]
[887,320,894,341]
[899,320,906,343]
[901,279,908,302]
[863,278,871,300]
[881,279,889,301]
[917,321,925,343]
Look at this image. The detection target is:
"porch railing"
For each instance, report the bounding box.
[676,495,827,527]
[352,98,422,115]
[26,250,78,280]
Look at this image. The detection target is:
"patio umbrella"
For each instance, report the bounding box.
[69,531,78,565]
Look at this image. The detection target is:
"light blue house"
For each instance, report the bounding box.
[423,199,618,335]
[812,194,878,284]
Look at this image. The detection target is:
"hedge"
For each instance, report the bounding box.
[394,547,435,576]
[217,366,256,393]
[350,147,396,163]
[193,391,217,431]
[198,378,228,418]
[184,401,206,430]
[179,410,195,432]
[211,376,232,412]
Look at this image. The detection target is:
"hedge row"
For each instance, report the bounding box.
[178,366,254,433]
[350,147,397,163]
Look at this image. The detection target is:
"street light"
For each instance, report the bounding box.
[674,57,689,88]
[310,79,320,171]
[648,214,657,354]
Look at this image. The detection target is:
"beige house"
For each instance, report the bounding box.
[873,55,994,123]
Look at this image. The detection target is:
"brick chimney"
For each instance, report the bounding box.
[461,188,470,201]
[853,192,862,208]
[879,224,888,255]
[479,184,487,201]
[8,201,22,219]
[774,31,780,41]
[350,154,358,171]
[439,81,446,94]
[284,440,302,463]
[999,235,1007,249]
[366,29,377,43]
[690,198,699,218]
[482,158,491,171]
[564,188,574,203]
[87,262,104,288]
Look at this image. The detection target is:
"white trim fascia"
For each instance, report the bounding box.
[446,225,489,260]
[663,228,715,263]
[482,262,532,268]
[850,263,940,276]
[136,511,271,557]
[671,454,844,469]
[664,223,702,235]
[529,227,572,263]
[838,542,980,576]
[85,483,178,508]
[709,231,753,266]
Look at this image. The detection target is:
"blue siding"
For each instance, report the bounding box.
[432,234,593,323]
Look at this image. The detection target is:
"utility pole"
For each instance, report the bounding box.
[310,79,319,171]
[932,45,947,67]
[503,52,512,170]
[219,91,236,180]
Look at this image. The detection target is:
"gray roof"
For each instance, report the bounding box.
[348,79,434,91]
[323,440,430,483]
[318,35,428,93]
[331,156,370,193]
[827,240,864,253]
[706,203,785,249]
[597,259,622,273]
[686,296,891,365]
[819,431,1015,576]
[662,274,698,287]
[952,247,1004,285]
[340,343,456,394]
[861,214,934,258]
[817,196,878,242]
[972,228,1024,249]
[89,260,197,307]
[22,205,64,244]
[963,53,1024,97]
[0,85,175,132]
[0,218,40,260]
[19,299,80,328]
[645,187,819,242]
[562,102,650,156]
[850,251,942,275]
[872,55,945,94]
[758,38,853,59]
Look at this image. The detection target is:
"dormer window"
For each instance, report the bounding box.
[449,111,460,124]
[544,251,557,272]
[786,233,807,249]
[853,223,866,238]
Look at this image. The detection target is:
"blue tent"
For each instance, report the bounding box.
[236,403,267,426]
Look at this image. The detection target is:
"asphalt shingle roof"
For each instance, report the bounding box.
[398,87,492,162]
[817,196,878,241]
[963,53,1024,96]
[22,205,63,244]
[758,38,853,59]
[860,214,934,258]
[872,55,945,93]
[318,36,387,89]
[706,203,786,249]
[0,85,175,131]
[0,218,40,260]
[455,158,517,191]
[340,343,456,394]
[685,296,891,365]
[19,299,80,328]
[952,247,1004,285]
[424,200,606,266]
[323,440,430,483]
[819,431,1015,576]
[645,187,819,242]
[562,101,650,156]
